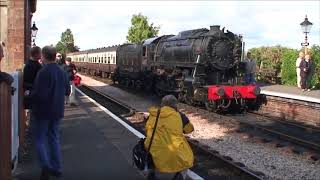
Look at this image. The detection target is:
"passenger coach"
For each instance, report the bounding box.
[67,45,118,78]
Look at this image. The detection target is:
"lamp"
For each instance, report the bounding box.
[300,15,313,54]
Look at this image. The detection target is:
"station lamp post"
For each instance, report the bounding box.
[31,21,38,47]
[300,15,313,54]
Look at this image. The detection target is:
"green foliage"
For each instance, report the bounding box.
[126,13,160,43]
[249,45,320,88]
[56,29,79,55]
[280,49,299,85]
[249,45,290,70]
[310,45,320,88]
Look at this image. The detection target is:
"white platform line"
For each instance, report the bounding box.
[261,90,320,104]
[76,88,204,180]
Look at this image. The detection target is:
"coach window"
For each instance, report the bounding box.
[113,57,115,64]
[108,57,110,64]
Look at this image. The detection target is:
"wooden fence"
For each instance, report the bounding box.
[0,72,13,180]
[0,71,25,180]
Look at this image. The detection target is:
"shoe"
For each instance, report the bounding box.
[40,168,50,180]
[49,169,62,178]
[69,102,77,106]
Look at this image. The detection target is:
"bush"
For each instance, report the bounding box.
[310,45,320,88]
[249,45,320,89]
[280,49,299,85]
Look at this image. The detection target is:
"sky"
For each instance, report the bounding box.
[33,1,320,51]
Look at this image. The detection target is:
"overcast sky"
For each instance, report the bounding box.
[33,1,319,51]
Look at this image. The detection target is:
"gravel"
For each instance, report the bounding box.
[180,104,320,180]
[81,74,320,180]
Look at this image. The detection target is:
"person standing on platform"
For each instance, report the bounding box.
[305,54,315,91]
[299,56,308,91]
[23,46,42,97]
[144,95,194,180]
[296,52,305,89]
[244,52,257,84]
[30,46,70,180]
[55,53,64,67]
[64,57,77,106]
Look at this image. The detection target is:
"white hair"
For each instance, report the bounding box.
[161,95,178,109]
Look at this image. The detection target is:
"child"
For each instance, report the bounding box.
[73,72,82,87]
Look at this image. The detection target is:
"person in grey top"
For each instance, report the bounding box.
[243,52,257,84]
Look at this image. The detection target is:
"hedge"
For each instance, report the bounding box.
[248,45,320,89]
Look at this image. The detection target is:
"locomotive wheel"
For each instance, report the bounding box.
[185,93,194,105]
[144,79,153,92]
[135,80,142,90]
[118,79,126,87]
[155,87,164,97]
[125,79,130,88]
[177,92,185,103]
[205,100,216,112]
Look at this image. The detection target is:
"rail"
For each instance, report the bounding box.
[78,84,265,180]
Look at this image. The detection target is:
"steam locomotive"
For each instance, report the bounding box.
[68,25,260,112]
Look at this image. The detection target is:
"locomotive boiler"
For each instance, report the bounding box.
[114,25,260,111]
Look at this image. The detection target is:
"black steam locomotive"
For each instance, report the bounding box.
[113,25,260,111]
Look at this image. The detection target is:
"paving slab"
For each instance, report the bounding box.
[13,93,143,180]
[260,84,320,103]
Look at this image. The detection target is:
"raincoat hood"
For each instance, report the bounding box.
[148,106,176,118]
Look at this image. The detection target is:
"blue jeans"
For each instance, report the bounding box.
[31,116,62,172]
[245,73,256,84]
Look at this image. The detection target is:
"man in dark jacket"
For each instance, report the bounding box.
[23,46,42,99]
[64,57,77,105]
[299,58,308,91]
[30,46,70,180]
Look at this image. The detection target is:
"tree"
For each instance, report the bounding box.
[56,29,79,55]
[126,13,160,43]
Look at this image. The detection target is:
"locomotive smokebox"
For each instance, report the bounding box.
[210,25,220,31]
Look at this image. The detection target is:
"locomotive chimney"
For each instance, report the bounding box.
[210,25,220,31]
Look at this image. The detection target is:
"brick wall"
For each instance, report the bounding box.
[257,96,320,127]
[4,0,25,72]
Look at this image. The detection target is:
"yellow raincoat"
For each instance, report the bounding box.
[144,106,194,173]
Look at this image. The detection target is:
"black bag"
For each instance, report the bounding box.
[132,109,161,171]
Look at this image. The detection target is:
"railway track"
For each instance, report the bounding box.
[243,112,320,153]
[180,102,320,155]
[77,84,265,180]
[81,73,320,155]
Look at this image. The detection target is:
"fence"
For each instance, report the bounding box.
[0,71,25,180]
[0,72,13,180]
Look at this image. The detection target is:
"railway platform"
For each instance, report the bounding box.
[260,84,320,103]
[13,93,144,180]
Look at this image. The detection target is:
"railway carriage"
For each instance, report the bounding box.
[67,46,118,78]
